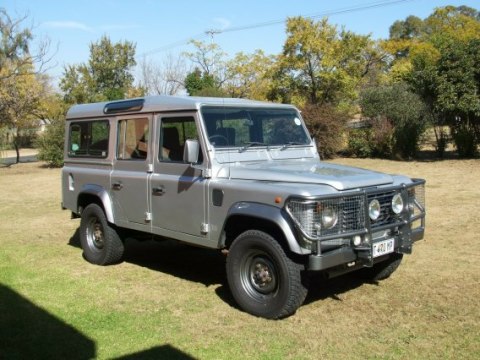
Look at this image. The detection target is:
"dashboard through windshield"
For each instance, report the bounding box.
[201,106,311,149]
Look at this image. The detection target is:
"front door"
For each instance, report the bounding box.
[111,116,151,227]
[150,114,211,245]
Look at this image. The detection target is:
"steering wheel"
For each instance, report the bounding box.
[208,134,229,145]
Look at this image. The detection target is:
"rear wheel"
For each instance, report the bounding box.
[356,253,404,281]
[80,203,124,265]
[226,230,308,319]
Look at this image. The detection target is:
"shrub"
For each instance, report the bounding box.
[300,103,348,159]
[360,83,427,159]
[36,118,65,167]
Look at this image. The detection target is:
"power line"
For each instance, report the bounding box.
[139,0,416,57]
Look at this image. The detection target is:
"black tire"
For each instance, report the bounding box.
[226,230,308,319]
[356,253,404,281]
[79,203,124,265]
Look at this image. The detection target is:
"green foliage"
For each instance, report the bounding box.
[272,16,380,109]
[60,35,138,104]
[36,118,65,167]
[347,128,374,158]
[360,83,427,159]
[184,68,218,96]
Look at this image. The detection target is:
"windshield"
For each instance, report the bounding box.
[201,106,311,149]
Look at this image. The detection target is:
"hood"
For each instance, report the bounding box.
[225,160,393,191]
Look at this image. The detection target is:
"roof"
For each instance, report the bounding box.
[66,95,296,120]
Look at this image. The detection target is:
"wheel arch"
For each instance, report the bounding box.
[221,202,308,255]
[77,184,115,223]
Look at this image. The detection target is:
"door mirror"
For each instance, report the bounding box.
[183,139,199,164]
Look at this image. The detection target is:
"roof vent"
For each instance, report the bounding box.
[104,99,145,114]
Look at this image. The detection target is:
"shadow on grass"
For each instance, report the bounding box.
[0,284,95,359]
[0,283,201,359]
[114,345,196,360]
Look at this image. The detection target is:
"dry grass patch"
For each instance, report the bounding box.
[1,159,479,359]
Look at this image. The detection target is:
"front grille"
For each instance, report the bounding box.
[286,195,365,238]
[286,180,425,241]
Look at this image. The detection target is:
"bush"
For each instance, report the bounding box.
[360,83,427,159]
[451,122,478,158]
[347,118,394,158]
[347,128,373,158]
[36,118,65,167]
[300,104,348,159]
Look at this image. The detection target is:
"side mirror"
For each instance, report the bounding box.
[183,139,200,164]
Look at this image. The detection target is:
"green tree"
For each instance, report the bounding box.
[184,67,219,96]
[0,8,54,163]
[60,35,139,104]
[271,16,378,108]
[224,50,274,100]
[35,94,69,167]
[183,40,228,97]
[360,83,427,159]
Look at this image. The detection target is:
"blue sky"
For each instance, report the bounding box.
[3,0,479,84]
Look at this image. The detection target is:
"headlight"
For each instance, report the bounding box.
[369,199,381,220]
[320,206,338,229]
[391,193,404,214]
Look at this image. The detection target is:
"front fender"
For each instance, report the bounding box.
[225,202,309,255]
[78,184,115,223]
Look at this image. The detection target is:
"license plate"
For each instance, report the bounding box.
[372,238,395,258]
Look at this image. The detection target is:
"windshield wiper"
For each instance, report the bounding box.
[280,142,307,150]
[239,142,269,153]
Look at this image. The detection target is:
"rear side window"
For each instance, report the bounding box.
[68,120,109,158]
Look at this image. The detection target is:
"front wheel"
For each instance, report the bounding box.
[226,230,308,319]
[79,203,124,265]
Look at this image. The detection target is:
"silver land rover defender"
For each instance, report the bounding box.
[62,96,426,319]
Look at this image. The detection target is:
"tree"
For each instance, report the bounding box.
[183,39,229,96]
[0,8,54,164]
[224,50,274,100]
[60,35,139,104]
[389,15,423,40]
[0,8,53,81]
[272,16,379,108]
[360,83,427,159]
[138,54,186,95]
[184,67,222,96]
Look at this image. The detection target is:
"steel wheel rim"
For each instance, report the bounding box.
[86,217,105,252]
[240,250,278,299]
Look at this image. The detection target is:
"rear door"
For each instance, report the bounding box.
[111,115,152,227]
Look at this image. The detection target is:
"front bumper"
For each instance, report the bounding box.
[308,226,424,271]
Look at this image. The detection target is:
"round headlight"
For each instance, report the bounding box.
[320,206,338,229]
[369,199,381,220]
[392,193,404,214]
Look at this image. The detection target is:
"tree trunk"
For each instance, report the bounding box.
[14,139,20,164]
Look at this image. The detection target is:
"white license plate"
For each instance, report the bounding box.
[372,238,395,258]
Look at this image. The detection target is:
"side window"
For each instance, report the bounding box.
[159,116,202,163]
[68,120,109,158]
[117,118,149,160]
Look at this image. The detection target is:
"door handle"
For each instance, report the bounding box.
[112,182,123,190]
[152,186,165,196]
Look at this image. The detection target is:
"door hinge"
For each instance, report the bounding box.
[201,223,209,234]
[145,212,152,222]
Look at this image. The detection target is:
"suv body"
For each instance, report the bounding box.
[62,96,426,319]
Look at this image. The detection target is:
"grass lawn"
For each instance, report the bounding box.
[1,158,479,359]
